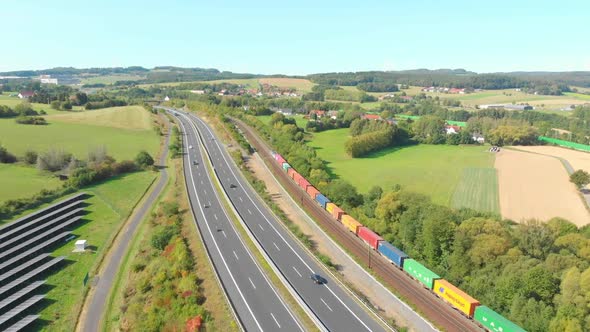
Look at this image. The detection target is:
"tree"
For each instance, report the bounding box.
[23,150,38,165]
[569,170,590,189]
[14,102,36,116]
[412,115,446,144]
[0,144,17,163]
[135,151,155,168]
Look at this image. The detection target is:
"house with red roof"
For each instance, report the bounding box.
[445,125,461,134]
[362,114,382,121]
[18,91,34,99]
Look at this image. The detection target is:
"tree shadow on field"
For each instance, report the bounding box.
[359,144,417,159]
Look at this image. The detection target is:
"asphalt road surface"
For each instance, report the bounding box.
[181,110,389,332]
[82,116,172,332]
[176,112,305,332]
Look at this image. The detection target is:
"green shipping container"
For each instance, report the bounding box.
[403,258,440,289]
[474,306,526,332]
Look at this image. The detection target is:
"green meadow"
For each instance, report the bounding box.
[0,164,62,202]
[306,128,496,207]
[451,167,500,213]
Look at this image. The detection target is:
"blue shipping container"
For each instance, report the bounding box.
[315,194,330,209]
[378,241,408,268]
[282,163,291,171]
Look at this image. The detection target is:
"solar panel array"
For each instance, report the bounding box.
[0,193,87,331]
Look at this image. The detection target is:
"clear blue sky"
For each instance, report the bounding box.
[2,0,589,74]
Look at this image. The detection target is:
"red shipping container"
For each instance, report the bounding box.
[306,186,320,199]
[331,206,344,221]
[292,172,303,183]
[298,178,311,190]
[287,168,296,178]
[357,227,383,250]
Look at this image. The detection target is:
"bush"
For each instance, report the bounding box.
[23,150,38,165]
[50,100,61,110]
[0,144,17,163]
[15,116,47,125]
[37,149,72,172]
[151,225,177,250]
[135,151,155,168]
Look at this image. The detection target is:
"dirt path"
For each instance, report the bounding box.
[512,146,590,173]
[246,153,435,331]
[495,149,589,226]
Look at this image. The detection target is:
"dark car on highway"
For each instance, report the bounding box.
[310,273,327,285]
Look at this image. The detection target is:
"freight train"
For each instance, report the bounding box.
[271,152,526,332]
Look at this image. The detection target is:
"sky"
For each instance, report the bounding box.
[2,0,589,75]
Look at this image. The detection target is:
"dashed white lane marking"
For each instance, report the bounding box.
[273,242,280,251]
[292,266,302,277]
[239,197,243,202]
[271,312,281,328]
[248,209,252,215]
[258,224,265,231]
[248,277,256,289]
[233,250,239,260]
[221,230,227,238]
[213,214,218,220]
[321,298,333,312]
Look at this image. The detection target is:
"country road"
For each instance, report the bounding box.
[78,115,172,332]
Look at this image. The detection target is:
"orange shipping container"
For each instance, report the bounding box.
[433,279,479,317]
[331,206,344,221]
[306,186,320,199]
[341,215,362,233]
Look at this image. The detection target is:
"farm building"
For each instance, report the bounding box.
[472,134,485,143]
[362,114,381,121]
[479,104,533,111]
[445,125,461,134]
[18,90,35,99]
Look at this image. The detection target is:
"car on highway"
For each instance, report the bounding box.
[310,273,327,285]
[193,160,198,166]
[189,145,193,149]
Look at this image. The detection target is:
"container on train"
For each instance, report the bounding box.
[306,186,320,199]
[275,153,286,164]
[292,171,303,184]
[377,241,407,267]
[271,151,276,157]
[341,215,362,233]
[403,258,440,289]
[282,163,291,171]
[298,178,311,190]
[326,203,344,220]
[433,279,479,317]
[474,306,525,332]
[287,167,296,178]
[357,227,383,250]
[315,194,330,208]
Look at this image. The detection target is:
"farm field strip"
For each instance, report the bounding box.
[45,106,153,130]
[451,167,499,213]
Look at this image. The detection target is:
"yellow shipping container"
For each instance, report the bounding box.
[341,215,362,233]
[433,279,479,317]
[326,202,336,214]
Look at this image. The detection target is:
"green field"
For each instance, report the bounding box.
[0,164,62,202]
[20,171,157,331]
[307,128,495,206]
[80,74,145,85]
[451,167,499,213]
[257,114,308,129]
[0,93,72,115]
[45,105,153,130]
[0,108,159,161]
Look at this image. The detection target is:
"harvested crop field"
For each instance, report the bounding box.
[495,149,589,226]
[258,78,315,92]
[512,145,590,173]
[451,167,499,213]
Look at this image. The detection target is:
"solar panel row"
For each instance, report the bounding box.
[0,281,45,311]
[0,295,44,325]
[3,314,40,332]
[0,254,50,282]
[0,256,65,296]
[0,192,85,234]
[0,200,84,241]
[0,232,70,271]
[0,217,80,260]
[0,212,82,249]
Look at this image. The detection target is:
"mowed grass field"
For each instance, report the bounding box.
[0,106,159,160]
[451,167,500,213]
[307,128,496,206]
[258,78,316,92]
[0,93,68,115]
[0,164,62,202]
[19,171,158,331]
[79,74,145,85]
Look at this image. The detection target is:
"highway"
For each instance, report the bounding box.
[175,112,305,332]
[179,109,389,332]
